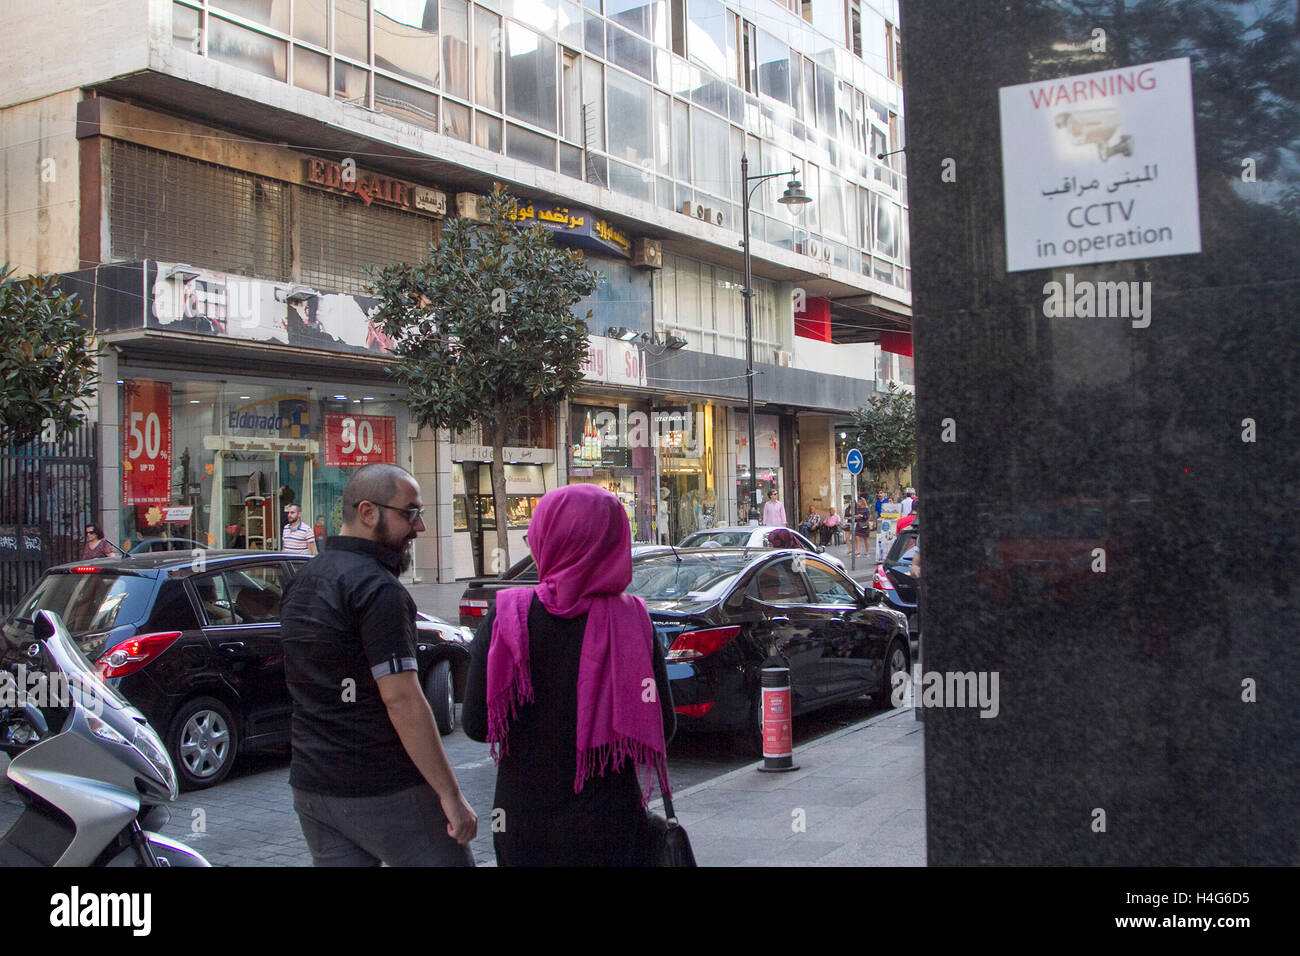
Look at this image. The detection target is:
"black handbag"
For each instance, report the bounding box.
[645,770,697,867]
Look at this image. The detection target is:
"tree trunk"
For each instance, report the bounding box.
[490,420,510,573]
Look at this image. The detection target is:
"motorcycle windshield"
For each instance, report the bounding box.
[33,610,133,718]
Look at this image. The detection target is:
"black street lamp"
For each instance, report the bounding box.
[740,155,811,523]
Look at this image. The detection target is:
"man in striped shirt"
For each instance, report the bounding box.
[282,504,318,556]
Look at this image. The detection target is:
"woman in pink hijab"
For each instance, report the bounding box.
[463,484,675,866]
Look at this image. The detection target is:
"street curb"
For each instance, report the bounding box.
[652,705,915,812]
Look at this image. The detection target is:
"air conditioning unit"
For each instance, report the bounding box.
[631,238,662,269]
[455,192,484,220]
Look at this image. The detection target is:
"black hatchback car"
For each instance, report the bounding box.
[0,551,472,789]
[628,548,911,754]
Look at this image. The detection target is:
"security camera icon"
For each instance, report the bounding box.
[1055,109,1133,161]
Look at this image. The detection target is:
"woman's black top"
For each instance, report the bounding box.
[463,595,675,867]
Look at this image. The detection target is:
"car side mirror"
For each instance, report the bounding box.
[859,588,882,607]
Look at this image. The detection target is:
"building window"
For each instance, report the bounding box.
[561,48,583,143]
[606,68,653,168]
[669,0,685,57]
[294,0,329,48]
[374,0,439,86]
[441,0,469,99]
[375,73,439,130]
[208,15,287,81]
[848,0,862,58]
[214,0,290,33]
[688,0,727,77]
[738,18,756,94]
[473,6,502,110]
[333,0,369,61]
[505,21,557,132]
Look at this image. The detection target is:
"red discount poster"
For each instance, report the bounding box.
[323,413,397,467]
[122,380,173,505]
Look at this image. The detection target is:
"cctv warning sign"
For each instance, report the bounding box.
[998,57,1201,273]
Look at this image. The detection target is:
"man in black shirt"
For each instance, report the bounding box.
[282,463,476,865]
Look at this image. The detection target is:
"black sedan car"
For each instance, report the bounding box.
[0,551,472,789]
[627,548,911,754]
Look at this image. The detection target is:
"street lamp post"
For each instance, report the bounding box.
[740,155,811,524]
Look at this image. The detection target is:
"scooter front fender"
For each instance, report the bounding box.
[105,833,211,867]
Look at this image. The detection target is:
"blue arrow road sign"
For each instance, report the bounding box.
[846,449,863,475]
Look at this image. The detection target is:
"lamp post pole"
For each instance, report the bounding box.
[740,156,808,525]
[741,155,759,525]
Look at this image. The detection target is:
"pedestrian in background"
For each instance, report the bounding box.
[281,463,476,866]
[901,489,917,519]
[81,525,114,560]
[463,484,675,866]
[898,498,918,533]
[851,495,873,558]
[798,504,823,539]
[282,504,317,556]
[822,506,842,546]
[763,489,788,527]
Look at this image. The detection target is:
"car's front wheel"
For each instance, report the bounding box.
[168,696,238,791]
[424,660,455,735]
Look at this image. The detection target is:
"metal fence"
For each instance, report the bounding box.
[0,424,99,615]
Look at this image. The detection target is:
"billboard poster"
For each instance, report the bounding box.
[122,380,173,506]
[323,413,397,467]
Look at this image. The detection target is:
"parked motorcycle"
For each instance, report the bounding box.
[0,610,209,866]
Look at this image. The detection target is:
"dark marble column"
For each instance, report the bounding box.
[903,0,1298,864]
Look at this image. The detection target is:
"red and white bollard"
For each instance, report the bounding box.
[757,666,799,773]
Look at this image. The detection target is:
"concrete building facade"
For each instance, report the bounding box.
[1,0,911,581]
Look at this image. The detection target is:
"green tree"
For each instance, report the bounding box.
[0,264,100,447]
[850,383,917,495]
[368,185,597,571]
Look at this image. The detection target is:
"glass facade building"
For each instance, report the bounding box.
[3,0,909,580]
[170,0,909,288]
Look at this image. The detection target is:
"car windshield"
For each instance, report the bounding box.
[5,571,153,638]
[679,531,752,547]
[627,552,748,601]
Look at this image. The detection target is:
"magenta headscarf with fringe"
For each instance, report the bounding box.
[485,483,667,805]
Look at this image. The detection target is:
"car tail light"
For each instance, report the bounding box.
[95,632,183,680]
[674,703,714,718]
[872,565,896,591]
[666,625,741,661]
[459,599,489,618]
[71,566,104,574]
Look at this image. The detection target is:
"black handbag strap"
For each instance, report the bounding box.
[658,764,677,822]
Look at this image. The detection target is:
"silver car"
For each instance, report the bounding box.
[677,525,848,573]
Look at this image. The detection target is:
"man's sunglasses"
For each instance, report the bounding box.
[365,502,425,522]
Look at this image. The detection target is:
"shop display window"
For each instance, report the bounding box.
[117,378,404,554]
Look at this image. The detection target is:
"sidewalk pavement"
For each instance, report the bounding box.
[650,706,926,866]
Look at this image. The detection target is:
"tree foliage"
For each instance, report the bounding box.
[850,383,917,492]
[0,264,100,447]
[368,184,598,568]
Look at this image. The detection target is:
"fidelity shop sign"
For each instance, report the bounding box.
[304,158,446,216]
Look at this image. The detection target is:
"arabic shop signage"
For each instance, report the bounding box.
[304,158,447,216]
[507,202,632,258]
[998,57,1202,272]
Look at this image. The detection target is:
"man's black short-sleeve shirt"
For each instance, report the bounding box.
[281,536,423,796]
